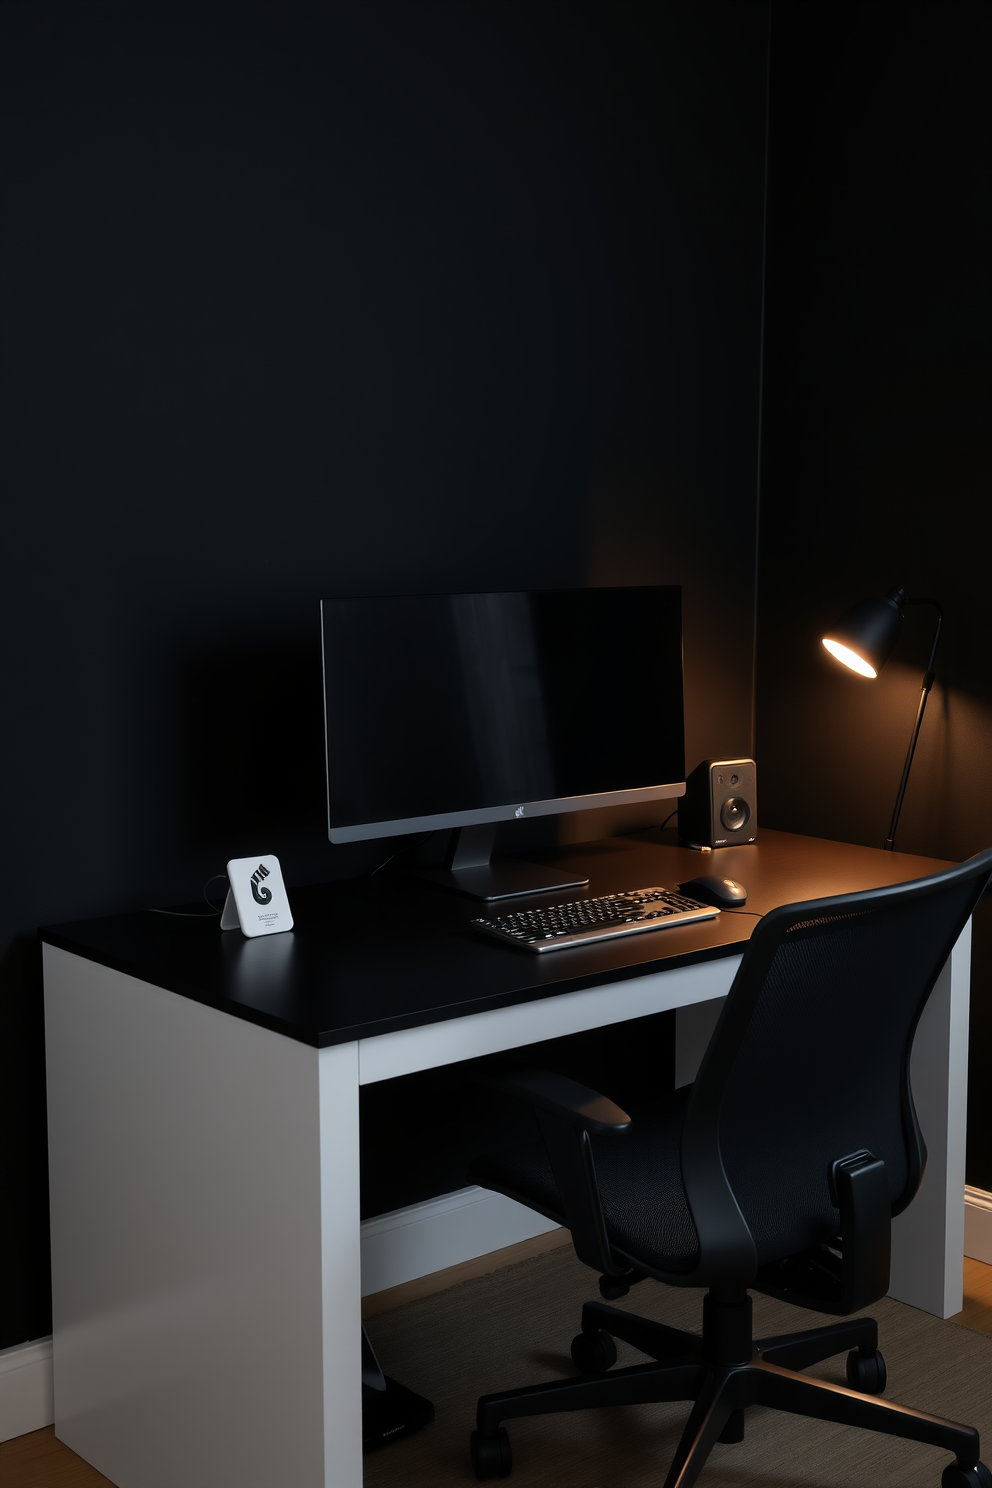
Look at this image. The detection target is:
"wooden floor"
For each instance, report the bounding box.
[4,1251,991,1488]
[956,1253,992,1334]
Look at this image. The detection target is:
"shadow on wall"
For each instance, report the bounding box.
[587,477,757,772]
[174,634,403,886]
[177,636,325,850]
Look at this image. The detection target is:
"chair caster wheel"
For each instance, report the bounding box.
[471,1426,512,1479]
[570,1328,618,1375]
[846,1346,886,1394]
[717,1406,745,1444]
[942,1463,992,1488]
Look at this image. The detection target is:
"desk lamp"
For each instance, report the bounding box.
[822,586,942,852]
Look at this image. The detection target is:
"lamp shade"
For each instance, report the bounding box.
[821,587,906,678]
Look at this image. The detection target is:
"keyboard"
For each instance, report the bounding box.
[470,887,718,953]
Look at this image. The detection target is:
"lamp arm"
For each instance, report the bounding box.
[884,598,943,852]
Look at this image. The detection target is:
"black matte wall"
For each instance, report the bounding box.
[1,1,768,1349]
[757,4,992,1183]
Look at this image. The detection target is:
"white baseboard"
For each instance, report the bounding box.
[359,1185,559,1296]
[0,1336,54,1444]
[965,1186,992,1264]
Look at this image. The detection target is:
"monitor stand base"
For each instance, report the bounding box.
[413,823,590,901]
[416,858,589,901]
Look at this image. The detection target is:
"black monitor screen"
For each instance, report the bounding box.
[321,587,684,842]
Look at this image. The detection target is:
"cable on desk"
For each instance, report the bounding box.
[625,808,678,837]
[645,808,680,833]
[147,873,228,917]
[369,831,435,879]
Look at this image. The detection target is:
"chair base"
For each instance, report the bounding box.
[472,1290,985,1487]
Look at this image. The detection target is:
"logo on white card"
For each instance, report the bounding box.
[250,863,273,905]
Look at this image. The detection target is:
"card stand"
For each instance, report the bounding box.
[221,854,294,937]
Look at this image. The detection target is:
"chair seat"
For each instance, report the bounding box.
[472,1082,857,1279]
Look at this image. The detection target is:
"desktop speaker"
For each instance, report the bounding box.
[678,758,757,849]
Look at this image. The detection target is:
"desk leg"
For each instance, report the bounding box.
[889,923,972,1318]
[318,1043,363,1487]
[44,948,348,1488]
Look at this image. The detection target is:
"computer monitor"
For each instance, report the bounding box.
[321,586,685,899]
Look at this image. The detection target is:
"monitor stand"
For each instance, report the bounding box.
[414,823,589,902]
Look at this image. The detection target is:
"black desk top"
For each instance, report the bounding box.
[41,830,951,1048]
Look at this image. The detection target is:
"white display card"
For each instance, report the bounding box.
[221,854,294,937]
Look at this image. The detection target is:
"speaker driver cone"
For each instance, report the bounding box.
[720,797,750,833]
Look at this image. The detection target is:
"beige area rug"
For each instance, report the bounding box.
[363,1246,992,1488]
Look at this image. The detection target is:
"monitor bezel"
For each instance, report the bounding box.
[327,781,685,845]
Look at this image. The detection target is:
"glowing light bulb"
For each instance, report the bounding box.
[822,638,877,678]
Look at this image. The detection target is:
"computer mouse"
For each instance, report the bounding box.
[678,874,748,908]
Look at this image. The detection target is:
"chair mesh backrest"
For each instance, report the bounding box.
[694,870,981,1266]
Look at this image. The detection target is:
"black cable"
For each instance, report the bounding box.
[148,873,229,917]
[202,873,229,913]
[627,808,679,838]
[369,832,435,879]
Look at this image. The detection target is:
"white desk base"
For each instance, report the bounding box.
[43,927,971,1488]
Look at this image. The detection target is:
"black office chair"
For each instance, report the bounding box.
[466,850,992,1488]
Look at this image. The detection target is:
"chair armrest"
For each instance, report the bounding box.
[754,1150,890,1314]
[469,1064,631,1134]
[831,1150,891,1312]
[467,1062,634,1283]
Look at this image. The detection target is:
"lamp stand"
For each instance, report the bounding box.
[884,599,942,852]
